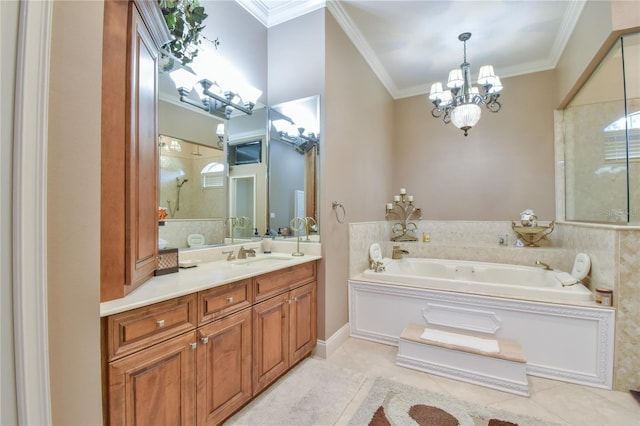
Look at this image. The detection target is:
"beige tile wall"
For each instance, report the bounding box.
[159,219,225,248]
[615,230,640,390]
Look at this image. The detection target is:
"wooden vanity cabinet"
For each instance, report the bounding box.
[101,0,171,302]
[104,284,253,426]
[103,261,317,425]
[252,263,317,395]
[105,294,199,425]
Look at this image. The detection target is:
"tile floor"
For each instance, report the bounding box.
[327,337,639,426]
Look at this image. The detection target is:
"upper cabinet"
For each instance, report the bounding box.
[101,0,171,302]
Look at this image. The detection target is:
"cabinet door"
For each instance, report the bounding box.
[126,2,159,289]
[289,282,317,365]
[108,331,197,426]
[252,293,289,395]
[196,309,252,425]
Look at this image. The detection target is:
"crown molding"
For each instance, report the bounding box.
[326,0,399,98]
[235,0,326,27]
[549,0,587,68]
[237,0,587,100]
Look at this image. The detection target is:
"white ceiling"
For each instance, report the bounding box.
[236,0,587,99]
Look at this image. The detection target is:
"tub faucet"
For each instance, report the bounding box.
[392,246,409,259]
[535,260,552,270]
[369,260,386,272]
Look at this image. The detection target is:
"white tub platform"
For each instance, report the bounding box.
[349,279,615,389]
[396,324,529,396]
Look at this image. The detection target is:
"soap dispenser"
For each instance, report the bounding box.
[261,234,273,254]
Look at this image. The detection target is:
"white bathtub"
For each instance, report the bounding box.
[362,257,593,303]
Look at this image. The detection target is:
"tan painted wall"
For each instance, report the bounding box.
[611,0,640,37]
[267,10,325,106]
[47,1,103,424]
[323,10,395,339]
[555,0,613,106]
[556,0,640,107]
[393,70,557,221]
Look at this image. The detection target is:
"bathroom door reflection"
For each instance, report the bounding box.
[229,175,256,238]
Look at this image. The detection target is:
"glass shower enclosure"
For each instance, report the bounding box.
[564,33,640,223]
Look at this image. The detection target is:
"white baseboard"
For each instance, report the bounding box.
[313,322,351,358]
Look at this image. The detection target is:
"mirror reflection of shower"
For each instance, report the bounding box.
[167,177,189,218]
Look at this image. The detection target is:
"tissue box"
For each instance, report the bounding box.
[155,248,179,276]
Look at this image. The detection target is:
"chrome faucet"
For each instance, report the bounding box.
[535,260,552,270]
[237,246,257,259]
[222,250,236,261]
[392,245,409,259]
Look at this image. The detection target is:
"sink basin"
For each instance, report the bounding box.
[231,256,295,268]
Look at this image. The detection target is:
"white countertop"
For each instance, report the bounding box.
[100,250,321,317]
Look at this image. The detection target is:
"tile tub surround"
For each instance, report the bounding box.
[158,218,225,249]
[349,221,569,280]
[348,220,640,392]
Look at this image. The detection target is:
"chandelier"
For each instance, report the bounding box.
[428,32,503,136]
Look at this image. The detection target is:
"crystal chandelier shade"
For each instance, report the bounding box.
[428,32,503,136]
[450,103,481,131]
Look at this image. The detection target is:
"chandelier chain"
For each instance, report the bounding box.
[463,38,467,63]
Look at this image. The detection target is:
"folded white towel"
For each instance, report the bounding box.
[420,328,499,353]
[555,271,578,286]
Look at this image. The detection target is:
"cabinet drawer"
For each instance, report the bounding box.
[254,261,316,302]
[106,294,197,361]
[199,279,253,325]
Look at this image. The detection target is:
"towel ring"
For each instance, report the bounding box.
[332,201,346,224]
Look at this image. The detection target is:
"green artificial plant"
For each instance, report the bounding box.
[159,0,208,67]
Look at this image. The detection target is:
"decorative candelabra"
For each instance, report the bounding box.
[385,188,422,242]
[511,221,555,247]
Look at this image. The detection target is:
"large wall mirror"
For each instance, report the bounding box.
[159,134,225,219]
[157,69,321,248]
[268,96,320,240]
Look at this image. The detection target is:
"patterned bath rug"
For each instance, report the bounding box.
[349,377,561,426]
[226,357,367,426]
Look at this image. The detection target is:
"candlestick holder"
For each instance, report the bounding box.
[289,217,316,256]
[225,216,250,244]
[385,189,422,242]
